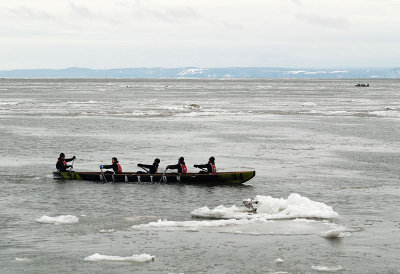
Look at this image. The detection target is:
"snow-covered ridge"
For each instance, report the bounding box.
[178,68,206,76]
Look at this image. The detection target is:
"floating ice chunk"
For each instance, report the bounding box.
[132,218,256,229]
[0,101,19,105]
[36,215,79,224]
[84,253,155,262]
[321,228,347,238]
[191,205,251,219]
[302,102,317,107]
[370,110,400,118]
[256,193,339,219]
[192,193,338,220]
[15,258,32,262]
[100,229,116,233]
[384,106,397,111]
[183,104,201,110]
[275,257,284,263]
[311,265,342,272]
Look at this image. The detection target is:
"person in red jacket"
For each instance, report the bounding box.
[56,153,75,172]
[137,158,160,174]
[100,157,122,174]
[194,156,216,174]
[166,157,187,174]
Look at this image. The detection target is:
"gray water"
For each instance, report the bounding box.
[0,79,399,273]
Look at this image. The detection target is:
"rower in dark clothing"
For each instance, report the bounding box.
[137,158,160,174]
[100,157,122,174]
[166,157,187,174]
[56,153,76,172]
[194,156,216,174]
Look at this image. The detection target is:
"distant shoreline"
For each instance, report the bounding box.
[0,67,399,79]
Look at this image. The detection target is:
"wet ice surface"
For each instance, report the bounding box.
[1,79,400,273]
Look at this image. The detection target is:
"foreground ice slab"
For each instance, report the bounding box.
[192,193,339,220]
[132,194,348,237]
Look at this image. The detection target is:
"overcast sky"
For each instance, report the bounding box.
[1,0,399,69]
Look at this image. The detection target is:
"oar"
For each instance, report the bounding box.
[140,166,149,173]
[158,168,167,183]
[194,165,207,173]
[100,166,108,183]
[67,159,75,178]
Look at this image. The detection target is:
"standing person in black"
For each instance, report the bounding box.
[194,156,217,174]
[56,153,76,172]
[166,157,187,174]
[100,157,122,174]
[137,158,160,174]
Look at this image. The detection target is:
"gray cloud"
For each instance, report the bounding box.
[69,3,96,18]
[141,6,200,23]
[296,14,351,29]
[6,6,57,22]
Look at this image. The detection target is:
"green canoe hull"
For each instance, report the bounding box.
[53,171,256,185]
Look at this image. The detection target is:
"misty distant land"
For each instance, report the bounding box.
[1,67,400,79]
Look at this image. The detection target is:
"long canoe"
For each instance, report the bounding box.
[53,170,256,185]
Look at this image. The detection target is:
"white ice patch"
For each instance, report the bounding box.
[132,217,346,237]
[84,253,154,263]
[312,265,343,272]
[275,257,284,263]
[302,102,317,107]
[192,193,338,220]
[132,218,255,229]
[15,258,32,262]
[132,194,345,236]
[370,110,400,118]
[99,229,116,233]
[36,215,79,224]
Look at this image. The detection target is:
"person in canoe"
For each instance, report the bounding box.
[166,157,187,174]
[137,158,160,174]
[100,157,122,174]
[56,153,76,172]
[194,156,217,174]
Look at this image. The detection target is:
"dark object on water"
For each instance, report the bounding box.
[355,83,369,87]
[53,170,256,185]
[243,197,259,212]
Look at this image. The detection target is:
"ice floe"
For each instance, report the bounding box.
[14,258,32,262]
[99,229,116,233]
[192,193,339,220]
[36,215,79,224]
[131,194,347,237]
[275,257,284,263]
[84,253,155,262]
[132,218,257,229]
[311,265,343,272]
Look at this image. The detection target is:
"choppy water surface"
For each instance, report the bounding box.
[0,79,399,273]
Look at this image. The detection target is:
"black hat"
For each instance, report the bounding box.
[209,156,215,162]
[59,153,65,158]
[154,158,160,164]
[179,157,184,162]
[112,157,118,161]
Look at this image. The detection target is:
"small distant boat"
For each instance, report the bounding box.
[53,170,256,185]
[355,83,369,87]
